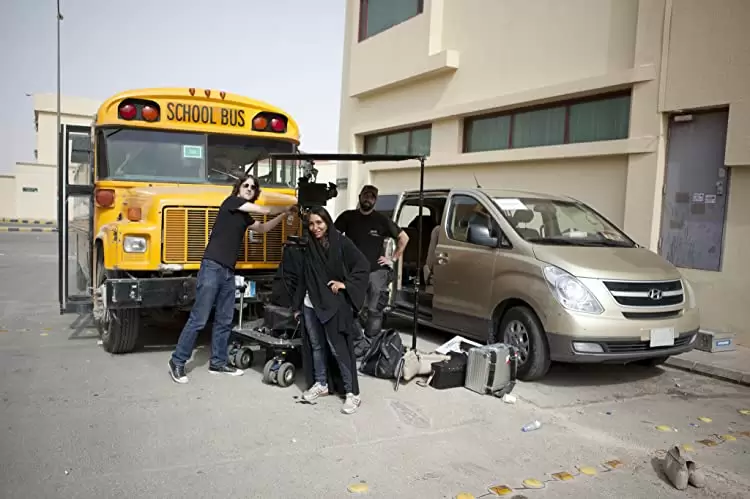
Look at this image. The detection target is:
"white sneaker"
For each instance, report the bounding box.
[341,393,361,414]
[302,382,329,402]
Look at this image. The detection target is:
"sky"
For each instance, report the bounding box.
[0,0,346,173]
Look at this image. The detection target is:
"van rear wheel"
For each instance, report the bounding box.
[499,306,551,381]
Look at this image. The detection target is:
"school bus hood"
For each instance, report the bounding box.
[120,185,297,217]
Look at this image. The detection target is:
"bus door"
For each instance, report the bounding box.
[58,124,94,315]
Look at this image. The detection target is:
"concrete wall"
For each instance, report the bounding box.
[336,0,750,344]
[0,175,18,218]
[657,0,750,341]
[0,94,99,221]
[12,163,58,221]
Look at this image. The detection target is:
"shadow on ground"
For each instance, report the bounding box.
[64,311,672,391]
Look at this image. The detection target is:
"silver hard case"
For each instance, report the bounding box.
[464,343,515,395]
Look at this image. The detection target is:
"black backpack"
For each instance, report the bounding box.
[359,329,404,379]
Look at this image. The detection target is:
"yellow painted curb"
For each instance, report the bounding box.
[0,226,58,233]
[0,218,55,225]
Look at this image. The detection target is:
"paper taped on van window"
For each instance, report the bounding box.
[494,198,528,211]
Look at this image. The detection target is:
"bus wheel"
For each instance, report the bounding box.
[102,308,140,354]
[93,253,108,339]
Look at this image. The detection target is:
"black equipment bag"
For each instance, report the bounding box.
[430,352,468,390]
[359,329,404,379]
[263,303,297,332]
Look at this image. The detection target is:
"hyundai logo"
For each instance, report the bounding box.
[648,289,663,300]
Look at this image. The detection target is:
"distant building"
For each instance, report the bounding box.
[336,0,750,343]
[0,94,99,221]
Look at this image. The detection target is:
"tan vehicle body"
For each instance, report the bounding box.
[388,188,700,381]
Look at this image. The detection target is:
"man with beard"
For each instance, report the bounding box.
[335,185,409,340]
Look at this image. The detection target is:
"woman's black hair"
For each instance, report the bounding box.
[231,174,261,203]
[307,206,335,243]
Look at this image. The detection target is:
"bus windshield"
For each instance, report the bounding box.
[98,128,298,187]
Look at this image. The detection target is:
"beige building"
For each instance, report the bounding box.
[0,94,99,221]
[336,0,750,344]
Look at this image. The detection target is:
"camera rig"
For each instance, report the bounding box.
[296,158,338,214]
[267,152,428,354]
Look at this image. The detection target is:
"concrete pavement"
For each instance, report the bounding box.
[1,232,749,498]
[666,346,750,386]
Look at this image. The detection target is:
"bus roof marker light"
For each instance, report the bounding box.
[204,89,211,98]
[142,105,159,122]
[219,91,226,100]
[119,103,136,120]
[189,88,196,96]
[253,116,268,130]
[270,117,285,132]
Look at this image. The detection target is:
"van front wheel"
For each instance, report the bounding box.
[499,306,551,381]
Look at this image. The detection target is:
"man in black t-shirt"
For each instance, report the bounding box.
[169,174,296,384]
[335,185,409,339]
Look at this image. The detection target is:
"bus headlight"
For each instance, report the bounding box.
[123,236,147,253]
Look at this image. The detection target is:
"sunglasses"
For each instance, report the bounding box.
[242,183,256,190]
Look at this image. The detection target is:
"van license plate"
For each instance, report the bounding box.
[650,327,675,347]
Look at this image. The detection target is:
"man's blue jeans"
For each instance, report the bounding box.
[171,259,236,368]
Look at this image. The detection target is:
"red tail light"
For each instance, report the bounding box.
[270,118,285,132]
[119,104,136,120]
[95,189,115,208]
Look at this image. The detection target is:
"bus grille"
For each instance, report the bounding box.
[162,206,301,264]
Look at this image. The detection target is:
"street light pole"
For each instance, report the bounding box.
[56,0,65,315]
[56,0,62,150]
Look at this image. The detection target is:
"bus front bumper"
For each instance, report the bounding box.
[105,277,197,310]
[104,275,274,310]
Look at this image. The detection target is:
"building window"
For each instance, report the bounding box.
[463,92,631,153]
[364,125,432,157]
[22,187,38,193]
[359,0,424,41]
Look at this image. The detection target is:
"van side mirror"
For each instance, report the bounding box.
[467,224,498,248]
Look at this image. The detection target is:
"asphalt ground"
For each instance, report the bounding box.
[1,232,749,498]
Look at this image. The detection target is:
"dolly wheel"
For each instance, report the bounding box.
[277,362,295,388]
[227,344,239,367]
[235,347,254,370]
[262,359,275,384]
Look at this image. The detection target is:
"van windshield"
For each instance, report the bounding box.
[492,197,635,247]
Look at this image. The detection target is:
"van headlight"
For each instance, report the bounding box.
[123,236,147,253]
[543,265,603,315]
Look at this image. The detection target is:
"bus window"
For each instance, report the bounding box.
[254,158,298,188]
[100,128,206,183]
[206,135,296,186]
[98,127,297,185]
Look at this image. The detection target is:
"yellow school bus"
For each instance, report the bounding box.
[58,87,302,354]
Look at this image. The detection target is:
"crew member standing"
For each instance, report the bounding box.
[334,185,409,338]
[168,174,296,384]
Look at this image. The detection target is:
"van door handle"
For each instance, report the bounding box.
[436,252,448,265]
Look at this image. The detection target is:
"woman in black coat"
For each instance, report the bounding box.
[293,206,370,414]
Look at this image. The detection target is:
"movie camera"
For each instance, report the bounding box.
[296,159,338,212]
[284,159,338,247]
